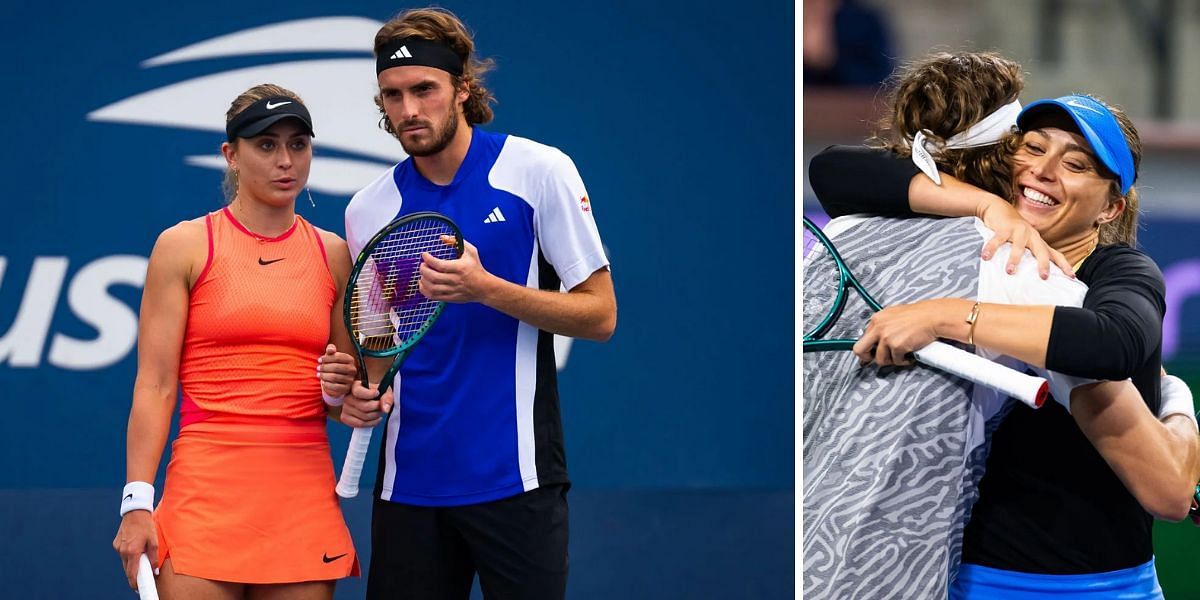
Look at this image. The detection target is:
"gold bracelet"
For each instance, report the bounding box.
[965,301,982,346]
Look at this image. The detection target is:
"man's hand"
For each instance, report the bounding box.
[339,380,395,427]
[420,238,494,303]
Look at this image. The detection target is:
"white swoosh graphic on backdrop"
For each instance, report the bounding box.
[88,59,403,194]
[141,16,383,67]
[88,59,396,160]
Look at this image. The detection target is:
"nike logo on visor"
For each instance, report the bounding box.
[265,101,292,110]
[1064,99,1103,115]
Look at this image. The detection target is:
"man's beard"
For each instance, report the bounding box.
[397,101,461,157]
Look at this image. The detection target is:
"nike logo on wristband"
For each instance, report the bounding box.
[123,493,134,502]
[322,552,348,563]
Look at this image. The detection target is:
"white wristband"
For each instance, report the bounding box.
[1159,375,1198,431]
[323,390,345,407]
[120,481,154,517]
[317,363,346,407]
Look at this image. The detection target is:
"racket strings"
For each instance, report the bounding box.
[350,220,460,351]
[802,228,822,260]
[802,223,850,342]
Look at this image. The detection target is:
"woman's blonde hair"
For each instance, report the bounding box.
[1094,99,1143,246]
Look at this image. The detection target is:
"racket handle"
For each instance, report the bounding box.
[336,426,374,498]
[136,554,158,600]
[913,341,1048,409]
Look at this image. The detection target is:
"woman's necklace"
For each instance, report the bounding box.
[232,199,295,242]
[1072,236,1099,272]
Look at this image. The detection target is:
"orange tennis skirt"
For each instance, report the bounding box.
[153,416,359,583]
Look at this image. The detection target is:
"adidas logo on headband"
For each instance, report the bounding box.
[376,37,464,76]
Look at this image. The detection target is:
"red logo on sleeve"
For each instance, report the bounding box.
[580,196,591,212]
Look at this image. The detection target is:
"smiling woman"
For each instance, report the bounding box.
[111,84,364,600]
[808,89,1200,598]
[1012,97,1143,251]
[840,95,1146,372]
[1013,124,1124,260]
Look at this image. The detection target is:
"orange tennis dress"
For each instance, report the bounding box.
[153,207,359,583]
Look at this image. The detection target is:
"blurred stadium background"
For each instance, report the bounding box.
[804,0,1200,596]
[0,1,794,598]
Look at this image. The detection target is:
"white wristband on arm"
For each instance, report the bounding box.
[317,365,346,407]
[1159,374,1198,431]
[322,390,345,407]
[119,481,154,517]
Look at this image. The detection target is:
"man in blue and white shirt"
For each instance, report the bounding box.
[340,8,616,599]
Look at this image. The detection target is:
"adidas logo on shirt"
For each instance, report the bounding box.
[483,207,506,224]
[390,46,413,59]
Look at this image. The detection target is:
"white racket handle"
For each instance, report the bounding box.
[913,341,1048,408]
[136,554,158,600]
[336,426,374,498]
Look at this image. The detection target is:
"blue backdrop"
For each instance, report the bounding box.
[0,2,795,598]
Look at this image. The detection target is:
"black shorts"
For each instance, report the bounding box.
[366,484,570,600]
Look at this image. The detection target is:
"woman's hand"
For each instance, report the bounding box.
[977,196,1074,280]
[113,511,157,591]
[852,299,958,367]
[317,344,357,399]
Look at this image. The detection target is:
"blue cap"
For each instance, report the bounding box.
[1016,95,1135,194]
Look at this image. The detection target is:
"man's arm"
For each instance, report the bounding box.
[419,240,616,342]
[344,246,618,428]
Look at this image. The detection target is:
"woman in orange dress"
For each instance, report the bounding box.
[112,83,360,599]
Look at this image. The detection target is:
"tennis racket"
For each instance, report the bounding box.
[803,216,1048,408]
[335,211,463,498]
[136,553,158,600]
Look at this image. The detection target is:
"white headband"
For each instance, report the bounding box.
[911,99,1022,185]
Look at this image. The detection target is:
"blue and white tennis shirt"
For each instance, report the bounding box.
[345,128,609,506]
